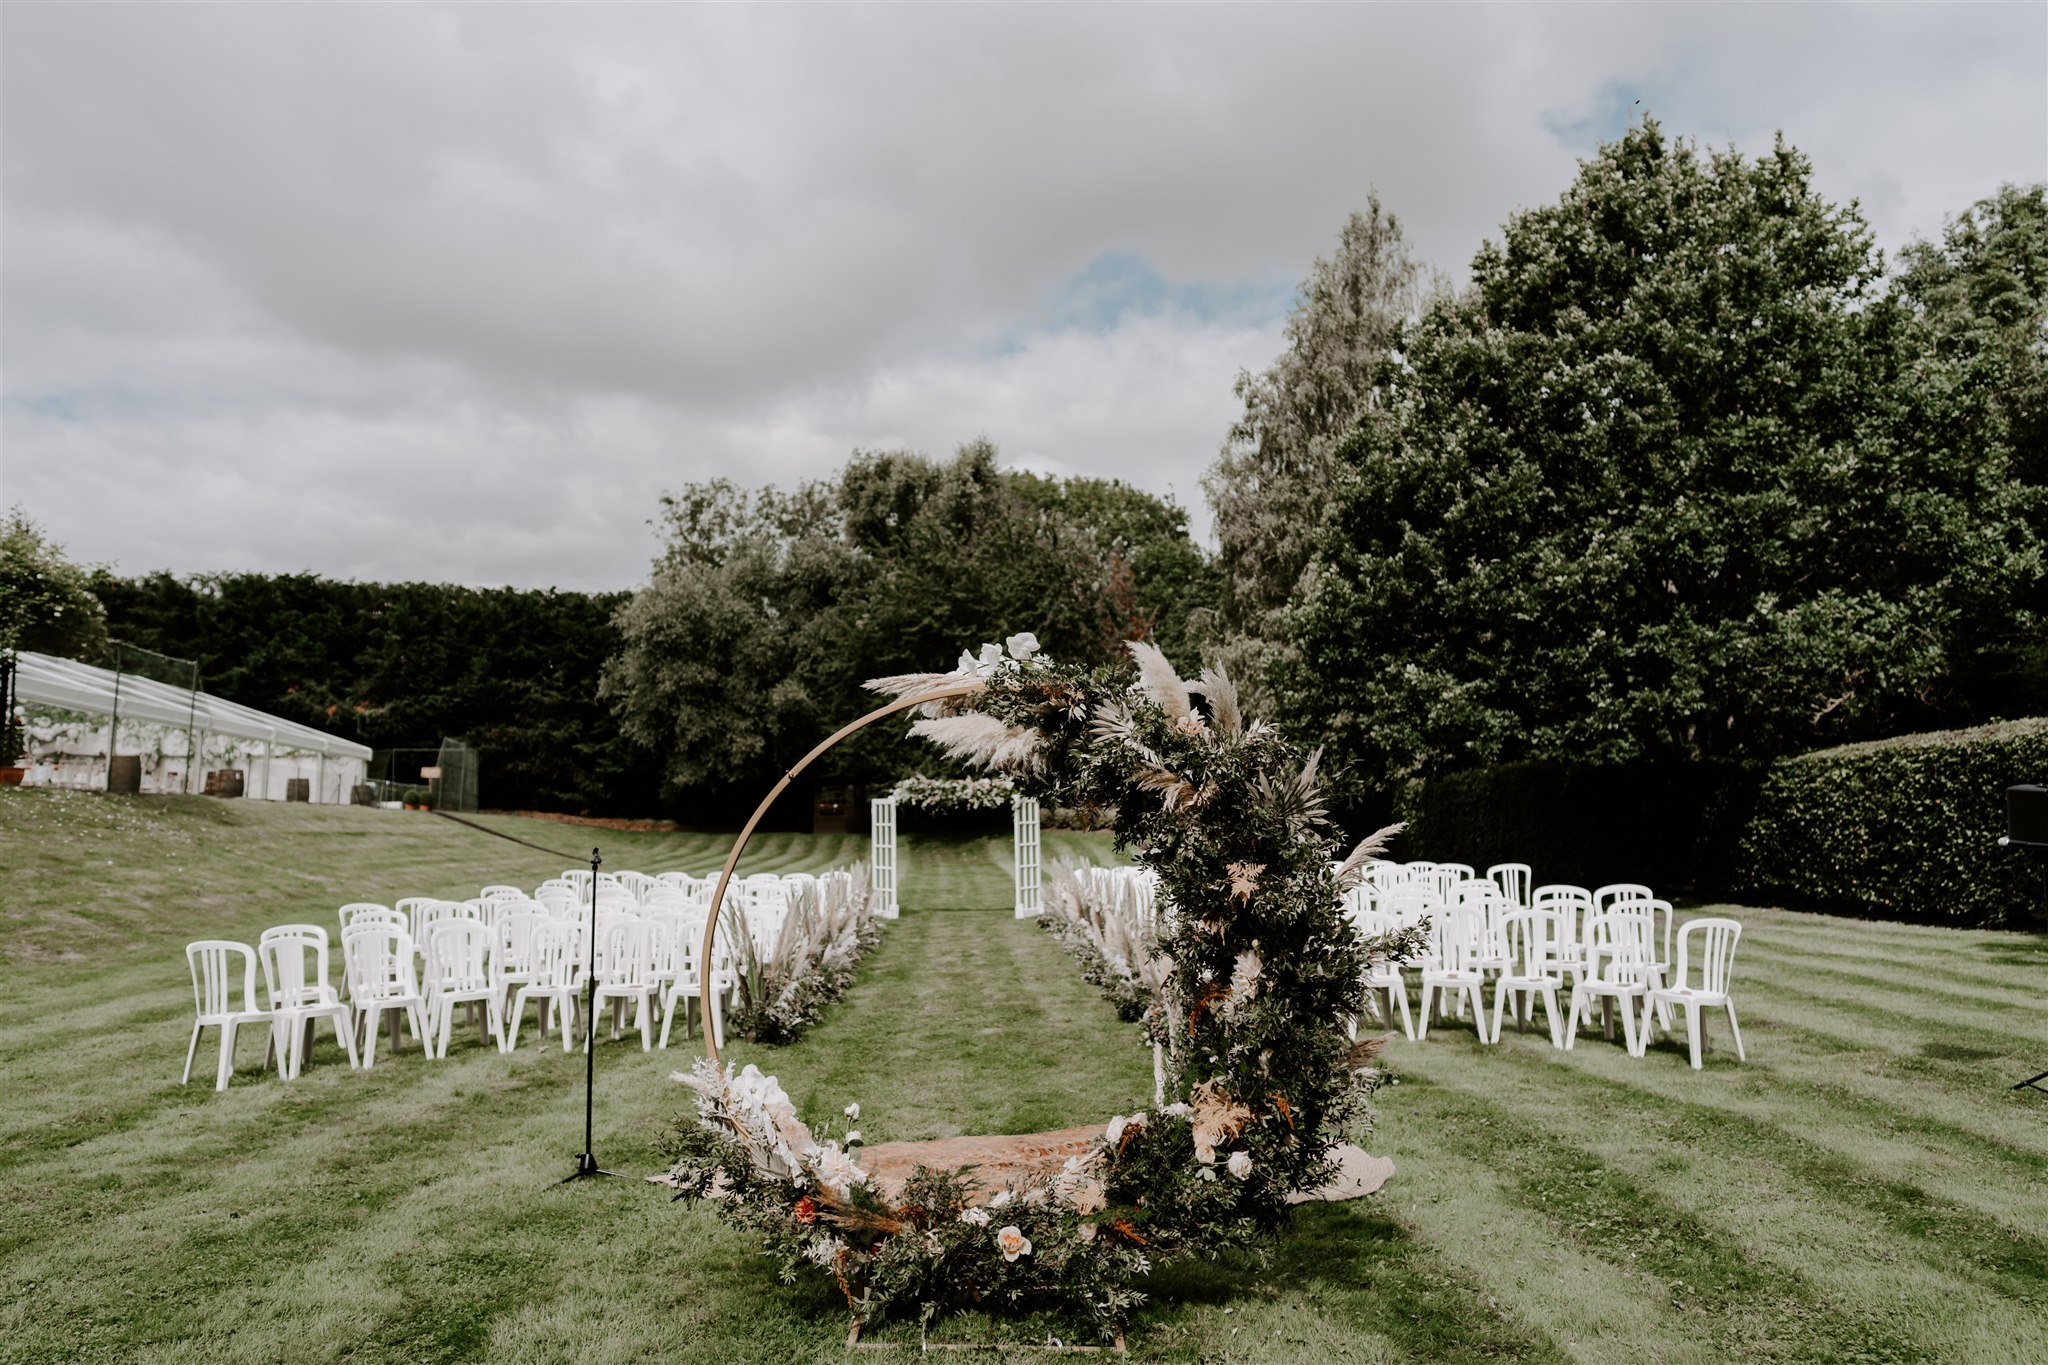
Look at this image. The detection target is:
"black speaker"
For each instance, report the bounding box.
[2007,785,2048,847]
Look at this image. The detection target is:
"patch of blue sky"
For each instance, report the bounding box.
[1543,81,1652,153]
[1037,250,1297,337]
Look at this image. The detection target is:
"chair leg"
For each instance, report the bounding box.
[216,1020,238,1091]
[408,1005,429,1054]
[1415,983,1435,1041]
[1724,1002,1746,1061]
[1562,987,1581,1049]
[657,991,678,1049]
[1617,996,1640,1057]
[636,996,652,1052]
[506,999,525,1051]
[437,1003,454,1061]
[1392,985,1414,1041]
[1686,1001,1704,1070]
[336,1010,361,1069]
[1540,987,1563,1048]
[560,996,576,1053]
[1488,986,1507,1046]
[361,1009,379,1068]
[183,1020,204,1085]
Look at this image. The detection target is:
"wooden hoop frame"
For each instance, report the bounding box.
[698,681,983,1058]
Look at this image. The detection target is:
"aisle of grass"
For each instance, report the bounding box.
[5,788,2048,1361]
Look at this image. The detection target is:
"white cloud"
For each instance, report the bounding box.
[3,3,2041,588]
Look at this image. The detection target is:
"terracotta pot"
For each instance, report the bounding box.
[0,767,24,787]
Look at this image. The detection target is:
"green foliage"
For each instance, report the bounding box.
[1735,717,2048,926]
[1201,196,1424,708]
[1896,182,2048,717]
[604,444,1215,810]
[1282,120,2044,800]
[0,507,109,661]
[89,570,656,815]
[1396,759,1760,894]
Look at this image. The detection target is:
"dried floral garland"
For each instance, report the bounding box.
[662,638,1424,1339]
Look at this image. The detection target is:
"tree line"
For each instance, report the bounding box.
[18,117,2042,824]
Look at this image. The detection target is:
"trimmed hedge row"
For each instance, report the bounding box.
[1397,718,2048,926]
[1734,718,2048,927]
[1395,759,1757,895]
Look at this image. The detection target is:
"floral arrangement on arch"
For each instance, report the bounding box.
[889,773,1019,815]
[662,636,1425,1338]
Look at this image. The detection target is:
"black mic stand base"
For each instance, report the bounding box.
[2013,1070,2048,1095]
[559,1151,622,1183]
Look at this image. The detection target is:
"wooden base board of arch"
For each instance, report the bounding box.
[846,1319,1126,1353]
[855,1128,1396,1206]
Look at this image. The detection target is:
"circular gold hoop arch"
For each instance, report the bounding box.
[698,681,983,1059]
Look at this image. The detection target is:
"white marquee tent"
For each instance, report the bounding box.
[11,650,372,801]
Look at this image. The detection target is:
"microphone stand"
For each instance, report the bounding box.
[561,846,622,1181]
[2003,839,2048,1094]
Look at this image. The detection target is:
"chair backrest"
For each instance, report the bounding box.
[1583,911,1654,984]
[1594,883,1654,914]
[425,920,493,993]
[528,919,583,988]
[342,924,419,1002]
[339,902,397,935]
[414,900,467,947]
[494,910,547,980]
[187,940,260,1019]
[258,925,334,1008]
[1428,903,1485,973]
[395,896,440,926]
[480,884,525,902]
[1499,910,1565,978]
[1673,916,1741,995]
[1532,884,1593,950]
[1380,883,1440,925]
[595,917,654,986]
[1486,862,1532,909]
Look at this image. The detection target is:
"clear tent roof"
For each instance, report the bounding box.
[14,651,373,759]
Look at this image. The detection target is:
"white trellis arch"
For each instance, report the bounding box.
[1012,794,1042,918]
[869,793,899,918]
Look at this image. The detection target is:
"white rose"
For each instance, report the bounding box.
[844,1102,860,1121]
[959,1206,991,1227]
[989,1189,1013,1209]
[995,1225,1033,1262]
[1227,1151,1254,1180]
[1005,631,1040,661]
[1104,1115,1127,1146]
[1163,1102,1192,1118]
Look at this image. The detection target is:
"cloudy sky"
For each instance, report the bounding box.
[4,4,2043,591]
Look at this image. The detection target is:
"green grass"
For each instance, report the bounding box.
[4,788,2047,1362]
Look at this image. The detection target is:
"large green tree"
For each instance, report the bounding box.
[1282,120,2042,792]
[603,442,1214,811]
[1894,182,2048,716]
[1,507,108,660]
[1201,195,1424,708]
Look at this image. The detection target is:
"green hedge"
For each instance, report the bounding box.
[1396,759,1758,894]
[1734,718,2048,927]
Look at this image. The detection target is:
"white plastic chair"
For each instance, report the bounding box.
[657,915,728,1050]
[1416,904,1491,1042]
[257,925,358,1079]
[423,920,507,1058]
[184,940,275,1091]
[480,884,525,902]
[508,920,585,1051]
[1565,912,1654,1057]
[342,924,428,1066]
[591,918,658,1050]
[1646,917,1746,1069]
[1532,885,1593,964]
[1486,862,1532,910]
[1489,910,1567,1048]
[1357,909,1416,1041]
[339,902,399,936]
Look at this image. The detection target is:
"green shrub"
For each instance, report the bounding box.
[1397,759,1758,895]
[1735,718,2048,927]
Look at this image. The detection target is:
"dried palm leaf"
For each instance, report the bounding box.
[1258,746,1330,833]
[1126,640,1193,721]
[1188,666,1243,735]
[1334,821,1408,891]
[908,714,1042,772]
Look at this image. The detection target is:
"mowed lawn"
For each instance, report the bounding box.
[2,789,2046,1363]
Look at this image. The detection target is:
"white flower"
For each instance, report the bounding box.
[996,1225,1033,1262]
[803,1236,844,1267]
[845,1130,863,1146]
[989,1189,1013,1209]
[1004,631,1040,661]
[1163,1102,1192,1118]
[1198,1166,1219,1182]
[808,1141,867,1200]
[1104,1115,1128,1146]
[959,1206,991,1227]
[1227,1151,1254,1180]
[844,1102,860,1121]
